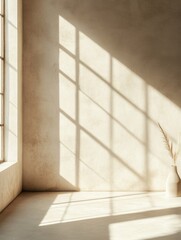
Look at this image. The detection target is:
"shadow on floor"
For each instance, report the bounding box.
[0,192,181,240]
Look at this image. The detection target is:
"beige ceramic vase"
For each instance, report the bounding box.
[166,165,180,198]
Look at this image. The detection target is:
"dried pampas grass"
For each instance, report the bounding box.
[158,123,180,165]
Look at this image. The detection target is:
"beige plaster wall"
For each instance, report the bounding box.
[23,0,181,191]
[0,0,22,212]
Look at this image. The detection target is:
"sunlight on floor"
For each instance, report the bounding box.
[1,192,181,240]
[39,192,181,226]
[109,214,181,240]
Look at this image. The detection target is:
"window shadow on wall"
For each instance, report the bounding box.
[58,4,181,191]
[23,0,181,192]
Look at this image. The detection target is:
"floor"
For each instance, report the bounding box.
[0,192,181,240]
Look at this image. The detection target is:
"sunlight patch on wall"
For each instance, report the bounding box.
[59,111,76,153]
[59,16,75,54]
[60,144,76,185]
[79,130,110,190]
[79,91,110,148]
[79,64,111,112]
[59,49,76,81]
[59,73,75,120]
[79,32,110,82]
[112,90,145,143]
[59,112,76,185]
[112,58,146,111]
[58,15,181,191]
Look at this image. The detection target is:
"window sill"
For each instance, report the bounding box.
[0,162,16,173]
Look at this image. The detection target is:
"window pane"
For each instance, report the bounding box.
[0,16,4,58]
[0,0,4,15]
[0,95,3,124]
[0,127,2,161]
[0,59,3,93]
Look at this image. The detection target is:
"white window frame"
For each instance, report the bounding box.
[0,0,5,163]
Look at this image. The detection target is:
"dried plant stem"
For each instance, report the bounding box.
[158,123,177,164]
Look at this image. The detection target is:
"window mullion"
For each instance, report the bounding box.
[0,0,5,163]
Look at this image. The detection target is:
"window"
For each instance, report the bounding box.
[0,0,4,163]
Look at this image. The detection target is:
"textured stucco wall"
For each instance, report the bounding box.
[23,0,181,191]
[0,0,22,212]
